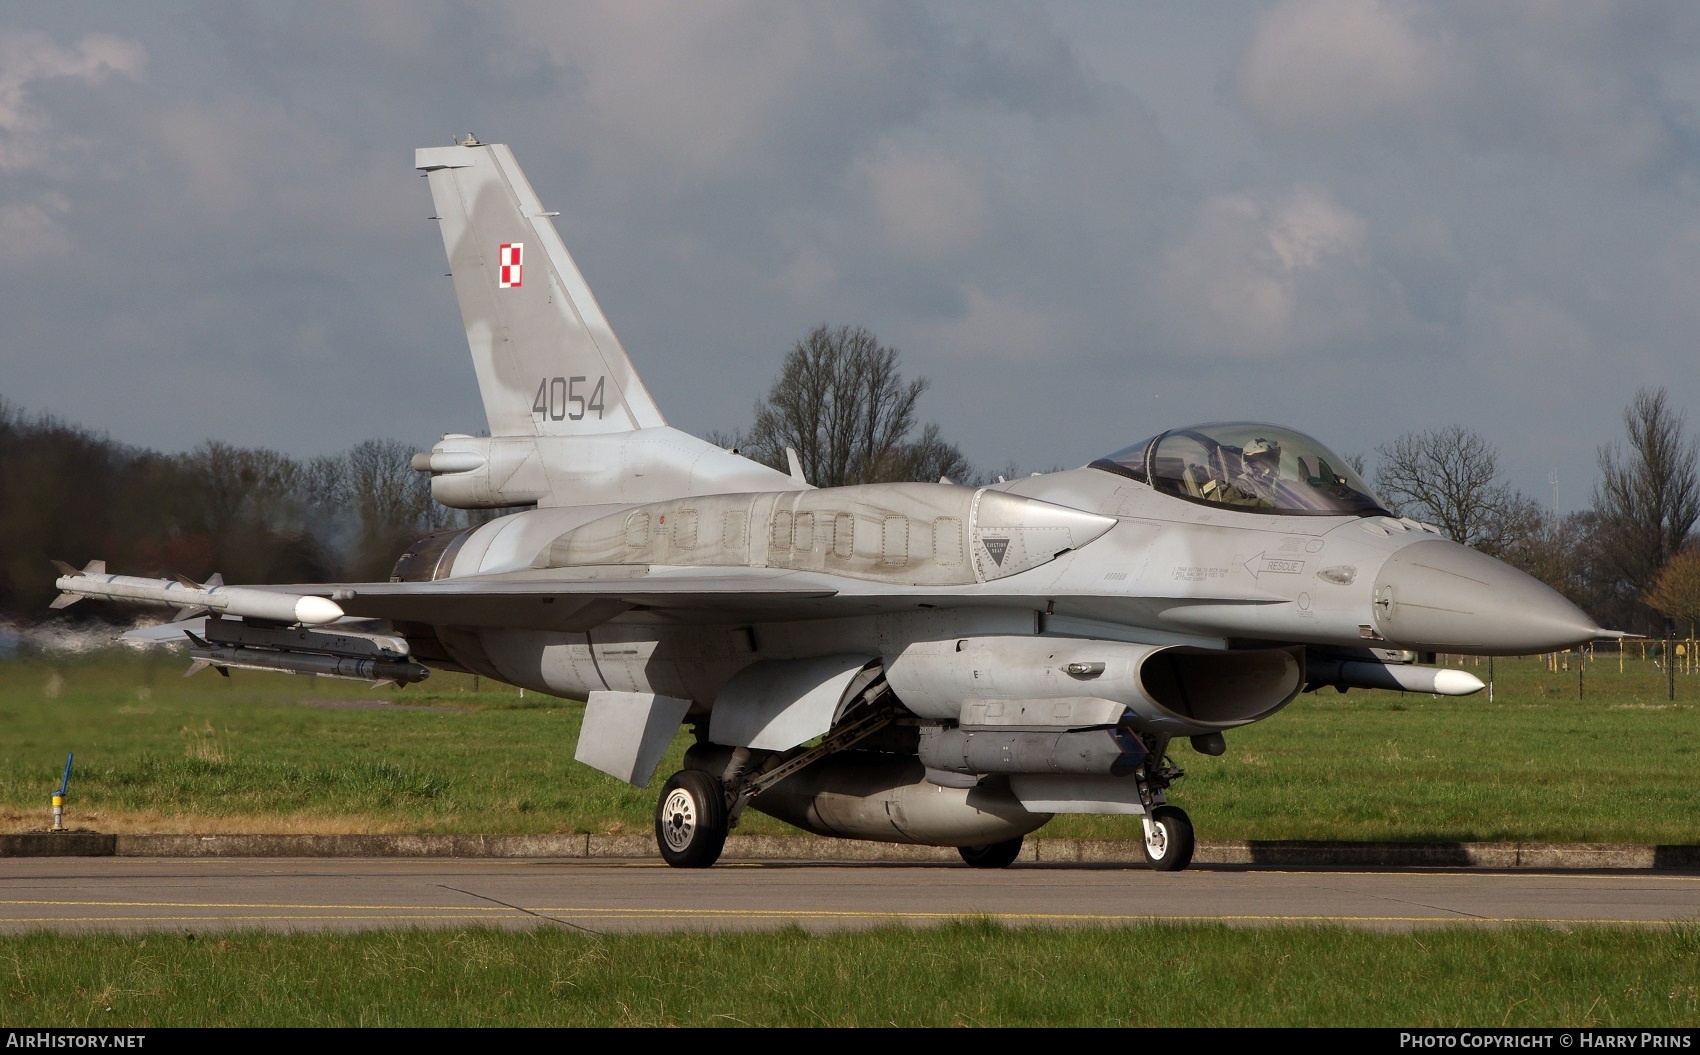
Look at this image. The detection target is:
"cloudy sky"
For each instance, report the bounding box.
[3,1,1697,511]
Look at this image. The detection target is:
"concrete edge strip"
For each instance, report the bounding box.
[0,833,1695,869]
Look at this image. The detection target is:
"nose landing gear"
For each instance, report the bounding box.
[1134,734,1195,872]
[1140,804,1194,871]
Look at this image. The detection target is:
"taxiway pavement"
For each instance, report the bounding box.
[2,857,1696,934]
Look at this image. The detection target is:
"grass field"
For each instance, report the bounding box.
[3,649,1698,1030]
[0,648,1696,844]
[1,921,1697,1027]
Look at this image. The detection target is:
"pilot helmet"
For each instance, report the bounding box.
[1244,437,1281,477]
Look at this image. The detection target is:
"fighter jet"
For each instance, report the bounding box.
[53,138,1614,871]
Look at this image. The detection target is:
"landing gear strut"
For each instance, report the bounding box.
[655,676,902,868]
[1135,734,1195,872]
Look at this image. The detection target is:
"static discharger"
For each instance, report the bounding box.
[50,752,72,832]
[50,560,343,625]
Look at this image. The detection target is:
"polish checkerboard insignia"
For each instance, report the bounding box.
[498,243,524,288]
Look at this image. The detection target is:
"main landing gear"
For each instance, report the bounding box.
[655,770,728,868]
[654,712,1201,873]
[958,835,1025,869]
[656,689,902,868]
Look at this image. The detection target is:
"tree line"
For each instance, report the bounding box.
[733,326,1700,638]
[1370,389,1699,637]
[0,398,472,620]
[6,323,1698,638]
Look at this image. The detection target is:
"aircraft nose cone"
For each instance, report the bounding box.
[1372,539,1600,655]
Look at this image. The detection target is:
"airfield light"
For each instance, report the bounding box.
[50,752,73,833]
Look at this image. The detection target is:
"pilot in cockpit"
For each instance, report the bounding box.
[1197,436,1283,509]
[1240,437,1283,501]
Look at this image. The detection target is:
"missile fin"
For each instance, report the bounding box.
[49,593,81,609]
[173,606,206,622]
[184,659,210,678]
[82,560,105,576]
[173,574,200,589]
[204,572,225,589]
[183,630,210,648]
[369,680,398,689]
[51,559,81,577]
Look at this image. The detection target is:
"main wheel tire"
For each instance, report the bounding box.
[1140,805,1195,872]
[655,770,728,868]
[958,836,1024,869]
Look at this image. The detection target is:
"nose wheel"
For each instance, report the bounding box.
[655,770,729,868]
[1140,805,1194,872]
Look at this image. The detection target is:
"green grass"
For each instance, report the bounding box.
[1,649,1697,843]
[1,921,1697,1027]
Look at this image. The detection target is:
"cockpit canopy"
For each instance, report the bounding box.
[1091,422,1389,517]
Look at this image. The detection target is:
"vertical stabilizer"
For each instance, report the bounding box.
[417,140,664,437]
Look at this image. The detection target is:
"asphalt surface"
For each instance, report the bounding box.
[2,857,1697,934]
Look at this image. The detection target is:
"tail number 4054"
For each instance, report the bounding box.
[533,376,606,421]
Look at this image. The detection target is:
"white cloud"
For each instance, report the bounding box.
[907,286,1053,363]
[1235,0,1699,177]
[772,249,838,306]
[1237,0,1460,137]
[1152,185,1402,359]
[497,2,899,193]
[0,193,71,269]
[122,94,410,243]
[857,139,988,258]
[1491,295,1595,367]
[0,30,144,172]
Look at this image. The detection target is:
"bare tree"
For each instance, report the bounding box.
[1593,388,1700,631]
[743,325,970,486]
[347,439,447,579]
[1373,426,1540,553]
[888,422,973,484]
[177,442,305,541]
[1646,548,1700,639]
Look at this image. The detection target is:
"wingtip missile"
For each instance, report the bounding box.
[51,563,345,626]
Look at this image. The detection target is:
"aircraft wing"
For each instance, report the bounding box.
[281,566,844,630]
[63,557,1285,637]
[282,564,1288,638]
